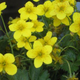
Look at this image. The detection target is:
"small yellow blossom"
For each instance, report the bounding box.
[69,12,80,36]
[37,1,54,18]
[0,2,7,15]
[38,31,57,46]
[27,41,52,68]
[16,35,36,50]
[9,19,34,39]
[33,0,40,2]
[51,2,74,20]
[0,53,17,75]
[31,20,44,32]
[18,1,38,20]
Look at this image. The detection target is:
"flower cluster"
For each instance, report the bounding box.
[0,0,79,79]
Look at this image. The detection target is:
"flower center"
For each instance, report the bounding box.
[26,8,32,13]
[38,53,42,56]
[2,61,6,67]
[44,7,49,12]
[59,6,64,11]
[18,25,25,31]
[22,38,27,42]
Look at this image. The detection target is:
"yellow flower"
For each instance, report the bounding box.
[31,20,44,32]
[9,19,34,39]
[33,0,40,2]
[69,12,80,36]
[69,0,76,6]
[27,41,52,68]
[16,35,36,50]
[37,1,54,18]
[0,53,17,75]
[0,2,7,15]
[38,31,57,46]
[18,1,38,20]
[53,16,70,27]
[51,2,74,20]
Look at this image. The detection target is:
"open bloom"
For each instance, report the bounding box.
[31,20,44,32]
[0,53,17,75]
[9,19,34,39]
[37,1,54,18]
[0,2,7,15]
[27,41,52,68]
[69,12,80,36]
[16,35,36,50]
[51,2,74,20]
[18,1,38,20]
[38,31,57,46]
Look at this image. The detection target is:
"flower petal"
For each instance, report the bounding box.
[69,23,80,33]
[43,55,52,64]
[42,45,52,54]
[62,17,69,26]
[29,36,36,42]
[24,42,32,50]
[0,53,4,63]
[29,14,37,20]
[0,64,3,72]
[44,31,52,42]
[33,41,43,49]
[17,41,25,48]
[73,12,80,22]
[57,12,66,20]
[27,49,37,58]
[53,17,61,27]
[34,57,43,68]
[5,64,17,75]
[48,37,57,46]
[14,31,21,39]
[4,53,15,63]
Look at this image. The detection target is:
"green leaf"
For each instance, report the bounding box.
[65,49,76,61]
[29,64,42,80]
[7,69,29,80]
[39,70,51,80]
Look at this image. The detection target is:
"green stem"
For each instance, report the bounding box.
[0,15,14,54]
[65,60,72,77]
[57,34,70,45]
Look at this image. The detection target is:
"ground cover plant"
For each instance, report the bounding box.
[0,0,80,80]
